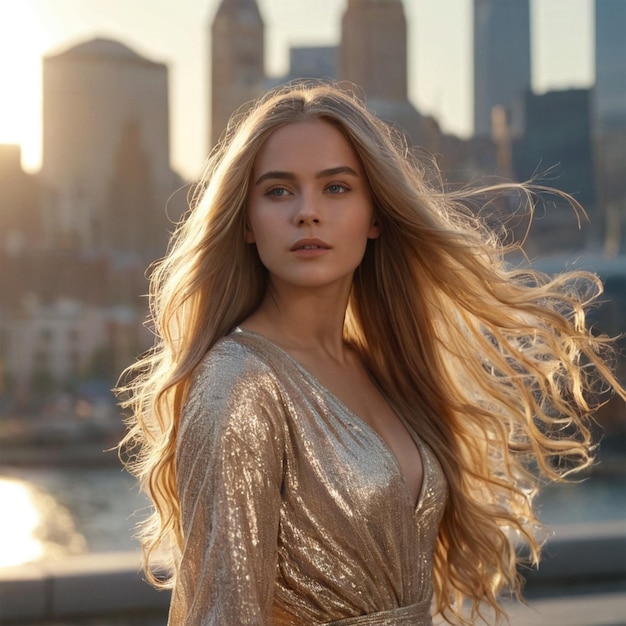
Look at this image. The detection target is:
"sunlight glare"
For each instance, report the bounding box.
[0,477,87,568]
[0,479,44,567]
[0,1,52,171]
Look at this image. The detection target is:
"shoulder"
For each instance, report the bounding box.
[176,334,286,496]
[192,333,281,397]
[181,333,286,437]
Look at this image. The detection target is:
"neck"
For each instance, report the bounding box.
[242,279,352,360]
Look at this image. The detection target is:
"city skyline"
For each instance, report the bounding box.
[0,0,594,180]
[0,1,623,482]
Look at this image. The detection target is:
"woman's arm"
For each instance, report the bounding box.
[168,344,285,625]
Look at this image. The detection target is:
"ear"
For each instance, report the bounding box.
[245,219,256,243]
[368,219,381,240]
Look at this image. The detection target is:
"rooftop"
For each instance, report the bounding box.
[45,38,164,68]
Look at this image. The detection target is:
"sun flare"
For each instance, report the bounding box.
[0,1,52,172]
[0,479,44,567]
[0,477,87,568]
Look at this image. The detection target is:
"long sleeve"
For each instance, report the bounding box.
[168,342,286,626]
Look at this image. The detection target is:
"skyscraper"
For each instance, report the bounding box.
[0,145,42,252]
[210,0,265,148]
[340,0,408,102]
[513,88,594,253]
[593,0,626,254]
[473,0,531,138]
[594,0,626,131]
[338,0,442,154]
[40,39,182,255]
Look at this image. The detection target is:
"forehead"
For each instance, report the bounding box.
[252,119,362,174]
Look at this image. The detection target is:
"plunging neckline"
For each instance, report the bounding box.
[232,327,428,513]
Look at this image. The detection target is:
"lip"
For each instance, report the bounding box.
[289,238,331,252]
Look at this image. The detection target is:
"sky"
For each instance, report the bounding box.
[0,0,594,181]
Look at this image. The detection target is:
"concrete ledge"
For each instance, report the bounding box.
[433,591,626,626]
[503,591,626,626]
[0,523,624,623]
[0,552,170,623]
[0,562,48,621]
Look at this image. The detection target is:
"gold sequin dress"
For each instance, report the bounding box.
[168,328,448,625]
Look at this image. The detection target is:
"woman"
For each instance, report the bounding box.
[118,82,624,625]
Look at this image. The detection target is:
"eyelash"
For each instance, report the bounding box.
[264,183,350,197]
[266,187,290,197]
[326,183,349,194]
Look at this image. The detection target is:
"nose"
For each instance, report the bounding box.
[293,192,320,226]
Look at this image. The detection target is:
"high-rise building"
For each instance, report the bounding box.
[594,0,626,131]
[0,145,43,252]
[473,0,531,138]
[593,0,626,255]
[338,0,448,156]
[210,0,265,147]
[340,0,408,102]
[513,89,594,253]
[40,38,183,256]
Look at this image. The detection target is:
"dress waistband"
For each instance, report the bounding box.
[325,600,432,626]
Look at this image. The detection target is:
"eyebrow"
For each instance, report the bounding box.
[254,166,360,186]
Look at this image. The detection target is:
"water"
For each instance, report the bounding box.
[536,475,626,525]
[0,464,148,567]
[0,461,624,569]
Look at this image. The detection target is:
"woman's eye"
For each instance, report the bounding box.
[266,187,290,197]
[327,183,348,194]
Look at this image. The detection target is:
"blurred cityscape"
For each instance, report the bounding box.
[0,2,625,625]
[0,0,624,560]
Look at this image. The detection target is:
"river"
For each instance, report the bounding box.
[0,456,624,569]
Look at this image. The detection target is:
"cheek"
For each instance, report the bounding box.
[245,215,275,261]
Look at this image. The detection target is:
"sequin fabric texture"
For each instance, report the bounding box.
[168,329,448,625]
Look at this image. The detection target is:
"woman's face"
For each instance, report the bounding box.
[246,119,379,294]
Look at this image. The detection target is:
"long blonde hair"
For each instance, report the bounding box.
[117,82,624,624]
